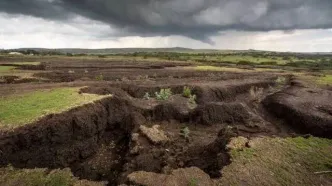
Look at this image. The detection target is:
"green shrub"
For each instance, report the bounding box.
[180,127,190,140]
[275,76,286,84]
[155,88,172,100]
[143,92,150,100]
[183,86,192,98]
[189,94,197,104]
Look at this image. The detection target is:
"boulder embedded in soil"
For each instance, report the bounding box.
[139,125,169,144]
[127,167,214,186]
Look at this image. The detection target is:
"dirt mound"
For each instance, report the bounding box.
[0,76,19,84]
[194,79,274,103]
[263,86,332,138]
[192,102,251,125]
[80,86,131,99]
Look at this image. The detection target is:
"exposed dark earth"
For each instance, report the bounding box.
[0,56,331,185]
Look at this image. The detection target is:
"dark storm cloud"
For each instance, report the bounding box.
[1,0,332,42]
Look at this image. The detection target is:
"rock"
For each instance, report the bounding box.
[127,167,213,186]
[139,125,169,144]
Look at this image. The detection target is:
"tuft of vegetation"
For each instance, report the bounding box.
[180,127,190,140]
[155,88,172,101]
[183,86,192,98]
[188,94,197,105]
[188,178,198,186]
[275,76,286,85]
[249,86,264,103]
[143,92,150,100]
[95,74,104,81]
[0,87,110,128]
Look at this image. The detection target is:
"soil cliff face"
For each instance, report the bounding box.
[0,96,142,169]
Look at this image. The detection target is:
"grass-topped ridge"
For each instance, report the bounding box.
[0,166,105,186]
[0,66,16,72]
[0,87,111,128]
[219,136,332,186]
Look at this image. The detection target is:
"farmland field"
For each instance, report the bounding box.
[0,50,331,186]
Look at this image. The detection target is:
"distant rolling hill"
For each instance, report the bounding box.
[11,47,223,54]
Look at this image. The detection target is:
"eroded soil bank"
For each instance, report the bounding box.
[0,76,331,185]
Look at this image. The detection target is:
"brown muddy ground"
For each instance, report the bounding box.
[0,56,331,185]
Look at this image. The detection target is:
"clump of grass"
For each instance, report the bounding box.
[188,94,197,105]
[95,74,104,81]
[249,86,264,103]
[183,86,197,106]
[188,178,198,186]
[143,92,150,100]
[155,88,172,100]
[0,87,110,128]
[183,86,192,98]
[275,76,286,85]
[180,127,190,140]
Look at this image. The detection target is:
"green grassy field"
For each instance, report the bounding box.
[317,75,332,85]
[0,87,110,128]
[0,66,15,72]
[0,166,104,186]
[219,136,332,186]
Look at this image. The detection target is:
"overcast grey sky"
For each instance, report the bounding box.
[1,0,332,52]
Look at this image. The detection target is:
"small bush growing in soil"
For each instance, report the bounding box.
[183,86,192,98]
[275,76,286,84]
[143,92,150,100]
[188,94,197,105]
[155,88,172,100]
[180,127,190,140]
[188,178,198,186]
[249,86,264,103]
[95,74,104,81]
